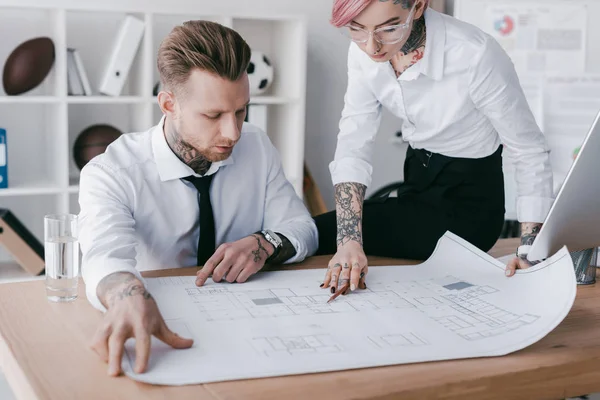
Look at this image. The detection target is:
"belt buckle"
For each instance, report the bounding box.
[423,151,432,168]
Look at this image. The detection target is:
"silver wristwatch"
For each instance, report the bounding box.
[261,229,282,259]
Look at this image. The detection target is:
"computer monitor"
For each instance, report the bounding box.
[528,110,600,261]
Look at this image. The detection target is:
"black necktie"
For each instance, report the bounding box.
[183,174,215,266]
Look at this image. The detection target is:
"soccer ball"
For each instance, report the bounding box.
[247,50,273,95]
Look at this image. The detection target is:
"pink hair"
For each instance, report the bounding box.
[330,0,429,28]
[330,0,372,28]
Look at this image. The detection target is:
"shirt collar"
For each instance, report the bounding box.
[391,8,446,82]
[152,116,234,182]
[419,8,446,81]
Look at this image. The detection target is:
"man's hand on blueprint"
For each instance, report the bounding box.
[91,272,194,377]
[195,234,274,286]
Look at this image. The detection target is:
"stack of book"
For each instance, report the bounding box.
[67,48,92,96]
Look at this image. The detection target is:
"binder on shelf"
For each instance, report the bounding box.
[98,15,145,96]
[72,49,92,95]
[0,209,45,276]
[0,129,7,189]
[67,49,84,96]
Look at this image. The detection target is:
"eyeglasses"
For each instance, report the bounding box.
[340,3,416,45]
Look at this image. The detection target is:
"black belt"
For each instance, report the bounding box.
[410,147,454,169]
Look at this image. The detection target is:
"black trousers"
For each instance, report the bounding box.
[314,146,506,260]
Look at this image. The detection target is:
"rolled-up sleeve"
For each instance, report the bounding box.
[78,161,144,312]
[329,43,383,188]
[260,135,318,263]
[468,36,554,223]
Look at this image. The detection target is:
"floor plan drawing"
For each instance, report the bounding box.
[122,232,577,386]
[250,334,344,357]
[180,274,540,343]
[368,332,429,349]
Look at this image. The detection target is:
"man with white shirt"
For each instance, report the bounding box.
[79,20,317,377]
[316,0,553,295]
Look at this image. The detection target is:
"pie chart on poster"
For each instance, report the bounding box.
[494,16,514,36]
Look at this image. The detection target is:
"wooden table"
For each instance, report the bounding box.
[1,238,599,400]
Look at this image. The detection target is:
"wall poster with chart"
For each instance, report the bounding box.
[483,3,587,77]
[454,0,593,221]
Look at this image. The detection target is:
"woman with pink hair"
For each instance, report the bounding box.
[314,0,554,294]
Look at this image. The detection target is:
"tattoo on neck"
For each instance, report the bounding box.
[401,15,426,55]
[392,45,425,77]
[164,124,212,175]
[335,183,367,247]
[251,234,270,263]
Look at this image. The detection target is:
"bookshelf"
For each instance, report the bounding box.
[0,1,308,266]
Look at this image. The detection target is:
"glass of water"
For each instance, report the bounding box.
[44,214,80,302]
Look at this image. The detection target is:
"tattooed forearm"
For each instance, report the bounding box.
[520,223,542,246]
[335,182,367,247]
[97,272,150,309]
[164,122,212,175]
[265,234,297,265]
[251,234,270,263]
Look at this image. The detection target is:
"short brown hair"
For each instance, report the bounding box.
[157,20,251,92]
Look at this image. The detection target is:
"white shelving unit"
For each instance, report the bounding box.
[0,1,308,266]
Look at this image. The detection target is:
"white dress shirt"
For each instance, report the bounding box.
[329,8,554,223]
[79,117,318,311]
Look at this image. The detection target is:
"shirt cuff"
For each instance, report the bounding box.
[516,196,554,224]
[273,225,317,264]
[329,158,372,187]
[82,261,144,312]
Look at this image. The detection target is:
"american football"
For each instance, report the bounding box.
[2,37,55,95]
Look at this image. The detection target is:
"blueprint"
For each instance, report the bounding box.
[122,231,576,385]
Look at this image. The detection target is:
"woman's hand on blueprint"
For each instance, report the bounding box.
[321,241,368,295]
[505,255,538,277]
[91,272,194,377]
[505,222,543,277]
[195,234,274,286]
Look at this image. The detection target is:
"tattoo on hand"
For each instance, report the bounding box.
[251,234,270,263]
[335,183,367,247]
[97,272,138,308]
[111,284,152,306]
